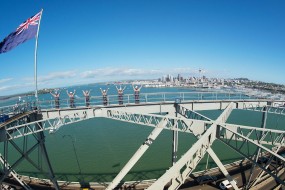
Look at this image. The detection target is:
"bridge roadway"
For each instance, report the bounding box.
[180,160,284,190]
[1,98,285,190]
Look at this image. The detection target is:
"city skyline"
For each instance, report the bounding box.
[0,0,284,96]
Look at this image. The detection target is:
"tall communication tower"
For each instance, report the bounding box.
[199,68,202,85]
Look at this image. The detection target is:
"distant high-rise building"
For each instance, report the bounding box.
[199,68,202,79]
[167,74,171,82]
[177,74,183,81]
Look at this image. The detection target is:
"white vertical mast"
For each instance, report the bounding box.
[34,9,43,105]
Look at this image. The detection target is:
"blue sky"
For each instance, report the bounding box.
[0,0,284,95]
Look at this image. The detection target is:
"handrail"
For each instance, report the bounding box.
[0,91,252,116]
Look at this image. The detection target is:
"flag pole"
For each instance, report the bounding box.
[34,9,43,107]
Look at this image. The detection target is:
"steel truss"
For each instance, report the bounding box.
[0,111,32,129]
[217,125,285,186]
[217,106,285,188]
[242,105,285,116]
[3,111,90,140]
[4,101,281,141]
[0,112,60,190]
[106,109,212,135]
[0,100,285,189]
[220,123,285,146]
[176,104,212,121]
[106,102,285,189]
[106,117,168,190]
[105,103,238,190]
[250,138,285,188]
[147,103,238,190]
[147,125,217,190]
[0,153,31,190]
[241,102,270,110]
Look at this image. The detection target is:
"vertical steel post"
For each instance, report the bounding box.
[246,106,267,189]
[172,99,180,165]
[32,113,60,190]
[205,153,210,170]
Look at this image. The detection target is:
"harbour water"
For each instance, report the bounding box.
[1,84,284,183]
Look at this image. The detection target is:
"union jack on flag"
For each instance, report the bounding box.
[0,10,43,54]
[16,12,41,35]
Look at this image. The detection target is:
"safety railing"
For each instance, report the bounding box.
[37,91,250,109]
[1,91,251,114]
[0,102,35,118]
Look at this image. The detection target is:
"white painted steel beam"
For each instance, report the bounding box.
[222,124,285,146]
[240,105,285,116]
[216,102,234,123]
[148,103,235,190]
[176,104,212,121]
[0,154,32,190]
[218,125,285,186]
[8,102,282,142]
[206,102,239,190]
[106,117,168,190]
[207,148,239,190]
[177,103,238,190]
[106,109,212,135]
[218,126,285,162]
[250,138,285,187]
[37,99,277,119]
[4,111,92,140]
[147,125,216,190]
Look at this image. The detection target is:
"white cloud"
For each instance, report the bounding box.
[172,68,197,74]
[0,78,13,84]
[81,68,162,78]
[0,83,33,93]
[0,78,34,95]
[0,67,230,96]
[38,71,77,83]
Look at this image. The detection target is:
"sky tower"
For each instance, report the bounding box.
[199,68,202,84]
[199,68,202,78]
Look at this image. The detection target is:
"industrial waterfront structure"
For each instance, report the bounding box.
[0,91,285,190]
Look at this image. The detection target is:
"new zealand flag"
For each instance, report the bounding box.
[0,11,42,54]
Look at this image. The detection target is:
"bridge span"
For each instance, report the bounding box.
[0,97,285,190]
[40,98,272,120]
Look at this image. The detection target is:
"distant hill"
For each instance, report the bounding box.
[0,96,11,100]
